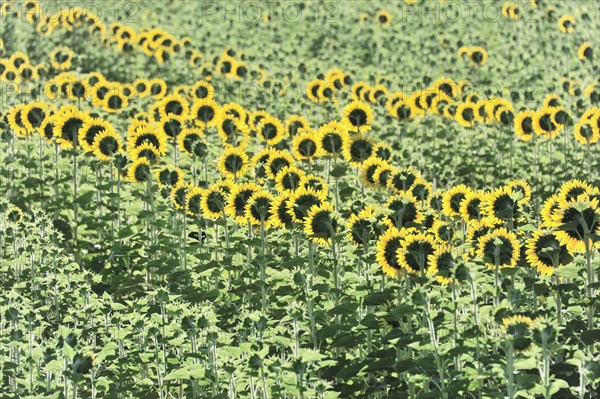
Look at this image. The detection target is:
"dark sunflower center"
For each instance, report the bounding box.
[348,108,368,127]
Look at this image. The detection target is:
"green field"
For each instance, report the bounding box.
[1,0,599,398]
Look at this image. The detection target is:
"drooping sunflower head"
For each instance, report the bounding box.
[525,230,573,276]
[578,42,593,62]
[376,227,414,278]
[476,227,520,269]
[455,102,479,128]
[5,206,24,225]
[266,150,295,179]
[540,194,561,228]
[303,175,329,194]
[533,107,563,139]
[506,180,532,204]
[375,10,392,27]
[53,105,89,149]
[79,117,114,152]
[216,114,250,147]
[192,99,219,128]
[431,220,454,243]
[177,128,207,158]
[360,158,388,189]
[21,101,48,133]
[409,178,433,202]
[7,104,30,137]
[573,121,599,145]
[191,80,215,101]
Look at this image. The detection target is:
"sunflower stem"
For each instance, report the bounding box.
[506,340,515,399]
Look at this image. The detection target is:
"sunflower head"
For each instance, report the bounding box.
[476,227,520,269]
[303,203,339,246]
[526,230,573,276]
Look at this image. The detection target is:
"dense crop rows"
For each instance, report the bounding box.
[1,0,599,398]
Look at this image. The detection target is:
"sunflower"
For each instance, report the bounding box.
[128,127,169,156]
[526,230,573,276]
[250,110,271,131]
[92,130,122,161]
[270,193,295,229]
[573,121,599,145]
[391,100,416,122]
[342,134,375,167]
[397,232,438,276]
[501,315,535,351]
[506,180,532,203]
[548,194,599,252]
[459,191,484,222]
[293,129,321,161]
[20,101,48,133]
[372,142,392,161]
[375,10,392,27]
[39,114,55,142]
[147,78,167,99]
[514,110,536,141]
[477,228,520,269]
[429,245,458,285]
[275,165,305,193]
[78,117,114,152]
[256,115,285,145]
[468,46,488,66]
[6,104,29,137]
[304,175,329,194]
[360,158,388,188]
[455,102,479,127]
[266,150,296,179]
[376,227,415,278]
[216,114,250,147]
[185,186,205,217]
[317,81,337,103]
[342,101,374,134]
[481,186,521,225]
[318,121,348,157]
[170,182,193,210]
[127,157,152,184]
[49,47,74,70]
[225,182,260,224]
[384,192,424,229]
[5,206,23,225]
[217,147,249,179]
[178,128,208,158]
[306,79,323,102]
[158,93,189,119]
[285,115,310,138]
[388,167,421,192]
[303,203,339,246]
[431,220,453,243]
[17,63,39,82]
[103,91,128,113]
[370,164,394,189]
[466,218,501,250]
[53,106,89,149]
[442,185,472,218]
[245,191,274,227]
[410,178,433,202]
[352,81,370,102]
[532,107,562,139]
[220,102,247,122]
[134,78,151,97]
[129,142,162,164]
[347,205,387,246]
[578,42,593,62]
[200,185,227,219]
[155,165,184,189]
[557,15,575,33]
[191,99,219,128]
[557,179,592,203]
[287,186,327,223]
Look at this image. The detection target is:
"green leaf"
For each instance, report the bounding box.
[164,368,191,380]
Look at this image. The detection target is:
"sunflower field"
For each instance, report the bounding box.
[1,0,599,398]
